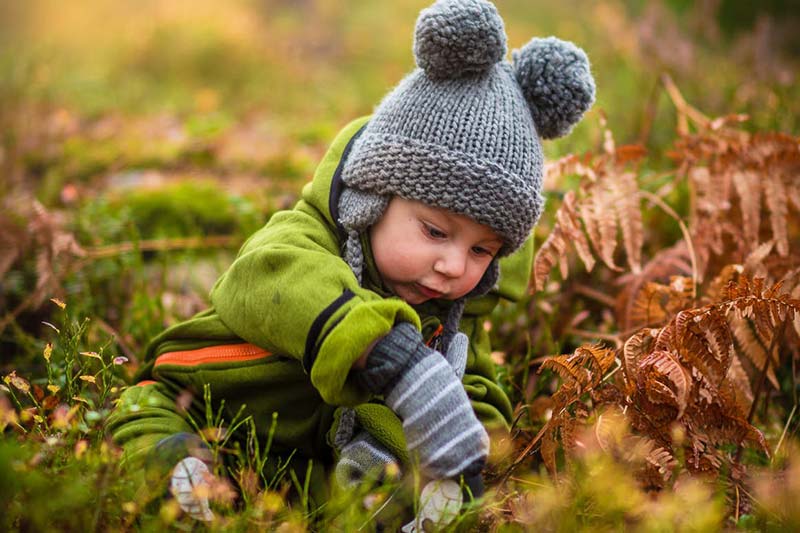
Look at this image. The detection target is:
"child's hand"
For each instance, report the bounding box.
[356,323,489,481]
[170,456,215,522]
[334,429,401,488]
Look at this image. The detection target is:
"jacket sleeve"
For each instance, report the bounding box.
[106,382,196,468]
[209,202,420,408]
[459,236,534,428]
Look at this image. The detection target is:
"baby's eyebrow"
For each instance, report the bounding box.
[476,238,503,251]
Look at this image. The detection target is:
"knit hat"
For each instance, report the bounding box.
[338,0,595,345]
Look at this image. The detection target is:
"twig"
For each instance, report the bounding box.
[747,319,787,425]
[639,190,698,299]
[564,328,623,348]
[573,283,617,308]
[601,356,623,383]
[0,234,240,337]
[527,355,553,367]
[83,235,240,261]
[637,75,662,145]
[772,404,797,463]
[735,318,788,464]
[499,422,550,485]
[93,317,139,366]
[638,169,678,190]
[661,73,711,133]
[793,340,798,407]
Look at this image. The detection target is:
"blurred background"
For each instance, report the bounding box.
[1,0,798,363]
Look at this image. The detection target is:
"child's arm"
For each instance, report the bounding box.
[210,204,420,407]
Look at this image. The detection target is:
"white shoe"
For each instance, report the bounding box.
[401,479,462,532]
[170,457,215,522]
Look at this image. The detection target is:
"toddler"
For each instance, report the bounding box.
[107,0,594,525]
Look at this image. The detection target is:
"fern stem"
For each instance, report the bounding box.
[736,318,788,465]
[772,404,797,463]
[499,422,550,485]
[639,190,698,299]
[661,73,712,133]
[564,328,622,347]
[573,283,617,307]
[747,318,787,425]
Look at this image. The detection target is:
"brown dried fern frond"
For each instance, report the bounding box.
[725,351,755,418]
[666,78,800,280]
[534,121,647,291]
[0,198,87,334]
[540,344,616,393]
[533,190,594,290]
[534,276,795,482]
[529,345,617,476]
[0,211,30,280]
[585,407,678,490]
[617,276,797,472]
[730,315,778,390]
[622,276,695,331]
[723,276,798,347]
[636,349,692,420]
[614,243,694,331]
[674,307,735,388]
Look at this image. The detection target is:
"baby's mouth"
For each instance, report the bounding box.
[415,283,444,299]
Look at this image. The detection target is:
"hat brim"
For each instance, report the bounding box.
[343,132,542,254]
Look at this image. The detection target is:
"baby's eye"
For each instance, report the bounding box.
[471,246,493,256]
[424,223,447,239]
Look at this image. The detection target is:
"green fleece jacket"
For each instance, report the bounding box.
[106,117,531,483]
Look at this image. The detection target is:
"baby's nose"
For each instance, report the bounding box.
[434,249,467,278]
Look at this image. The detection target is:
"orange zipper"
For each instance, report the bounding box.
[154,343,271,367]
[426,324,444,347]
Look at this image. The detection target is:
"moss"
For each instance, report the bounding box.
[106,179,262,240]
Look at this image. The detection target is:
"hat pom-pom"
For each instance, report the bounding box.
[513,37,595,139]
[414,0,507,80]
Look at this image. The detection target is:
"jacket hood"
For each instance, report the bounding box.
[301,116,370,240]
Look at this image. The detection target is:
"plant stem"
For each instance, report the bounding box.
[639,190,699,299]
[565,328,622,347]
[573,283,617,307]
[735,317,787,464]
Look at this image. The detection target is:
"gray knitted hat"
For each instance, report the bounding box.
[340,0,595,253]
[337,0,595,345]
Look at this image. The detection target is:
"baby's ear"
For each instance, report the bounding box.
[512,37,595,140]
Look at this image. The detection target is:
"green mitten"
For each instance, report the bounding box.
[334,429,401,488]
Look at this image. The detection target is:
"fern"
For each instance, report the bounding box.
[529,275,797,486]
[534,130,646,290]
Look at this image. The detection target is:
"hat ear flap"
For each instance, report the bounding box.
[512,37,595,140]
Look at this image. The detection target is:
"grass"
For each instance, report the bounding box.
[1,0,799,530]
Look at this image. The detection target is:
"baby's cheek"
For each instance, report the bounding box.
[459,264,489,295]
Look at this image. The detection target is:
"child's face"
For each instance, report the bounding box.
[369,197,502,305]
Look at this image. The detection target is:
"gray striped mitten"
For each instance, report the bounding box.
[356,323,489,480]
[334,430,401,488]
